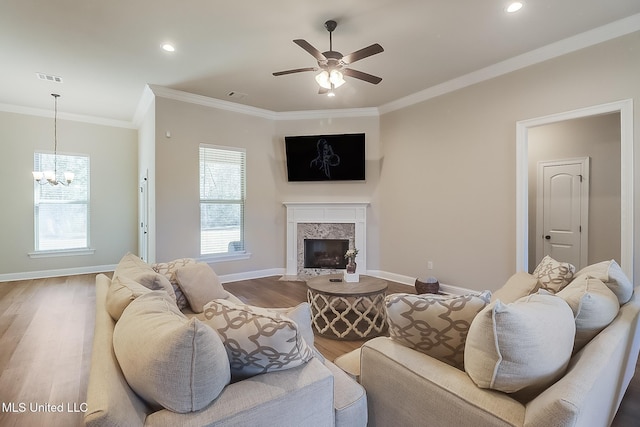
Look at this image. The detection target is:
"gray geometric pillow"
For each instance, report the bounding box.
[532,255,575,293]
[385,291,491,370]
[152,258,197,310]
[203,299,314,380]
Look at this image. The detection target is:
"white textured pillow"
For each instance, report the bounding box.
[106,275,152,321]
[532,255,575,293]
[573,260,633,305]
[272,303,324,362]
[175,263,229,313]
[153,258,197,310]
[113,252,176,300]
[203,299,314,380]
[113,292,230,413]
[557,276,620,352]
[386,291,491,370]
[464,293,575,398]
[491,272,540,304]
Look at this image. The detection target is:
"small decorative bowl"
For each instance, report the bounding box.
[415,277,440,294]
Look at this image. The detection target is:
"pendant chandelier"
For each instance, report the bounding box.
[32,93,74,186]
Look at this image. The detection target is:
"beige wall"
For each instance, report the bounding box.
[0,111,138,277]
[527,113,621,270]
[153,97,381,276]
[153,98,277,276]
[3,32,638,286]
[379,31,640,291]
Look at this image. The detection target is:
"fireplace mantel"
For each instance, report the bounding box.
[283,202,369,277]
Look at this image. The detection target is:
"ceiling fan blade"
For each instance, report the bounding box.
[293,39,327,61]
[273,67,318,76]
[318,87,329,95]
[343,68,382,84]
[342,43,384,64]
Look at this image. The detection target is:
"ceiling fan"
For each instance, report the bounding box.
[273,20,384,96]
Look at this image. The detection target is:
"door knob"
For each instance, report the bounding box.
[545,235,551,240]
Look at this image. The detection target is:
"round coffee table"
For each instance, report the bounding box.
[306,274,388,340]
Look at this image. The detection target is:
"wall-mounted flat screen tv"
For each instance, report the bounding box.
[285,133,365,182]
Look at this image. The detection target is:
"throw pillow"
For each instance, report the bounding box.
[113,252,176,301]
[573,259,633,305]
[202,299,314,380]
[532,255,575,293]
[153,258,197,310]
[385,291,491,370]
[557,275,620,352]
[491,272,540,304]
[464,293,575,399]
[175,263,229,313]
[106,275,152,321]
[113,291,230,413]
[272,302,324,362]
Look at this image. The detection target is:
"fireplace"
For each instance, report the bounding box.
[304,239,349,269]
[283,202,369,277]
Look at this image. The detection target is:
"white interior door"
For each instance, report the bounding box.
[536,158,589,269]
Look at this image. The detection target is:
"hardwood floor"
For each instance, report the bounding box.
[0,274,637,426]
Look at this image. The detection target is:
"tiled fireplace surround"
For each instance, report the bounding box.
[284,202,368,278]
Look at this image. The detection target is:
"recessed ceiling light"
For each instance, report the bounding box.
[161,43,175,52]
[506,1,524,13]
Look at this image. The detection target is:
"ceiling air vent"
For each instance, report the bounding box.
[36,73,63,83]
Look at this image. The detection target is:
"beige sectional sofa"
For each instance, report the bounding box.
[358,258,640,427]
[84,254,367,427]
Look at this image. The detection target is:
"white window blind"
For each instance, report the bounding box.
[199,145,246,255]
[34,152,90,251]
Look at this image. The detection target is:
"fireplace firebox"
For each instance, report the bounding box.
[304,239,349,269]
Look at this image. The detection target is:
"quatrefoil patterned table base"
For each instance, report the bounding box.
[306,275,388,340]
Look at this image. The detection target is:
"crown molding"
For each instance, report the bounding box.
[378,13,640,115]
[0,103,136,129]
[148,84,380,121]
[148,84,279,120]
[273,107,380,120]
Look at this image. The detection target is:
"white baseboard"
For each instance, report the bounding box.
[0,264,117,283]
[1,265,475,296]
[367,269,475,295]
[219,268,285,284]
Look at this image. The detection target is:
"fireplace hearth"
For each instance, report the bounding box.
[304,239,349,269]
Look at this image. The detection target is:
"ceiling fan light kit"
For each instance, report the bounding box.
[315,69,345,89]
[273,19,383,96]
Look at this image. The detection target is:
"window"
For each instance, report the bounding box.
[199,145,246,256]
[33,152,90,252]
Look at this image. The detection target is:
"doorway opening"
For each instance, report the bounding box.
[515,99,633,280]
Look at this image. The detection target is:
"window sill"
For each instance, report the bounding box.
[198,252,252,263]
[29,248,96,259]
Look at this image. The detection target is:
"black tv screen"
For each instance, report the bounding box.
[285,133,365,181]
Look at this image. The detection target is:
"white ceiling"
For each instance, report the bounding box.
[2,1,640,124]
